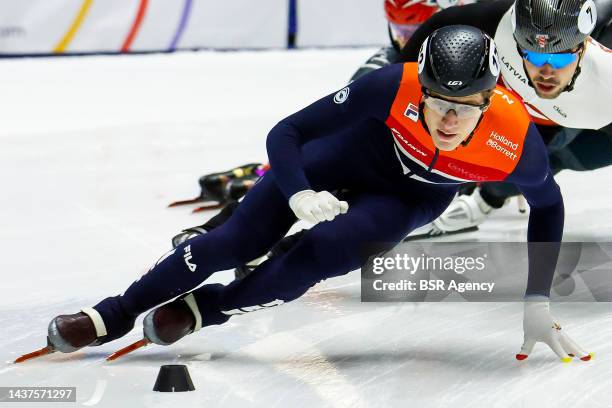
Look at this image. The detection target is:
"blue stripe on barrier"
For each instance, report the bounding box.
[288,0,297,48]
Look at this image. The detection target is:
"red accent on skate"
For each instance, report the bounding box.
[515,354,528,361]
[168,197,206,207]
[106,338,151,361]
[14,346,54,363]
[192,203,224,213]
[580,354,592,361]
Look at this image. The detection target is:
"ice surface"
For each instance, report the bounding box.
[0,49,611,408]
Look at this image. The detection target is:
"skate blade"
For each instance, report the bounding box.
[191,203,225,213]
[403,226,479,241]
[14,346,55,363]
[106,338,151,361]
[168,197,209,207]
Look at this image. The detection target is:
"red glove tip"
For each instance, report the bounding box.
[515,354,528,361]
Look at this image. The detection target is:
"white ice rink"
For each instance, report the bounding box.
[1,49,611,408]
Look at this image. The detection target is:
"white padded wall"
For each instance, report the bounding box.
[296,0,388,48]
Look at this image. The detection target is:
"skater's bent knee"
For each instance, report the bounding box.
[294,229,363,278]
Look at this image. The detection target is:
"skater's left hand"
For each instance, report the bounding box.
[516,295,592,362]
[289,190,349,225]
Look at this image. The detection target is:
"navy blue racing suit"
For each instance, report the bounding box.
[92,64,564,340]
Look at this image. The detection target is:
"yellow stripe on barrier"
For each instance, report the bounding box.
[54,0,94,53]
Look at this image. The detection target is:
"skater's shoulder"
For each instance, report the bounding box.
[488,85,529,118]
[477,85,531,142]
[581,38,612,86]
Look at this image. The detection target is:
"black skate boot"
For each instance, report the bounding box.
[225,175,258,201]
[234,255,268,280]
[198,163,262,204]
[47,309,102,353]
[171,226,209,248]
[171,201,241,248]
[16,299,136,363]
[48,297,136,353]
[233,229,307,280]
[106,285,230,361]
[168,163,264,210]
[142,294,199,345]
[17,312,103,362]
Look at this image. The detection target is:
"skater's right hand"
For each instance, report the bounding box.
[289,190,349,225]
[516,295,592,363]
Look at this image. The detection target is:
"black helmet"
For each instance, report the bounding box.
[417,25,500,97]
[513,0,598,53]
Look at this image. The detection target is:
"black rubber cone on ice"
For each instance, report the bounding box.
[153,365,195,392]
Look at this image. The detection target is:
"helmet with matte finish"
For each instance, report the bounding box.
[512,0,598,53]
[417,25,500,97]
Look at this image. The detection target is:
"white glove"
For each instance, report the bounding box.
[289,190,349,225]
[516,295,592,362]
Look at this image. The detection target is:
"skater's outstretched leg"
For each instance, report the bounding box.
[47,174,296,352]
[139,189,453,346]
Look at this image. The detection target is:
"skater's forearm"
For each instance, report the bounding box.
[509,124,564,296]
[517,170,564,296]
[524,198,564,297]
